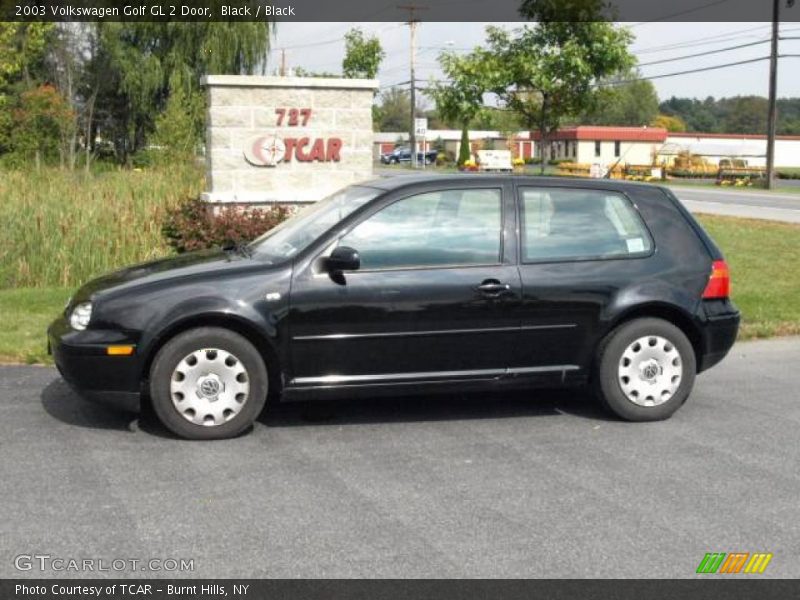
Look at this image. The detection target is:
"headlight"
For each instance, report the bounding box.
[69,302,92,330]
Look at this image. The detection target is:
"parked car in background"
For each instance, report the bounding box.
[49,176,739,440]
[380,146,438,165]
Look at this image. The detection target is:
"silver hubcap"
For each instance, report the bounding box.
[618,335,682,407]
[170,348,250,426]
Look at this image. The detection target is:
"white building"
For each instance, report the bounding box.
[374,126,800,169]
[662,132,800,168]
[531,126,667,167]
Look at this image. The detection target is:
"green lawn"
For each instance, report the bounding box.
[696,215,800,339]
[0,215,797,364]
[0,287,71,364]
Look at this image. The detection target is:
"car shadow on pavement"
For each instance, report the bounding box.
[41,378,616,438]
[258,387,616,429]
[41,378,137,432]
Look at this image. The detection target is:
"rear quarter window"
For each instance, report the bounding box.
[519,187,653,263]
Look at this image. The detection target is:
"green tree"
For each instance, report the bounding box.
[0,22,53,89]
[656,96,800,135]
[581,72,659,126]
[342,27,385,80]
[0,23,54,154]
[471,108,523,132]
[458,127,471,165]
[12,84,74,169]
[717,96,768,134]
[659,96,720,132]
[651,114,686,132]
[375,87,412,132]
[150,84,204,165]
[90,21,271,163]
[429,52,488,165]
[469,15,633,172]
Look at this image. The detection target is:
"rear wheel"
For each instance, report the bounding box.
[595,318,696,421]
[150,327,268,439]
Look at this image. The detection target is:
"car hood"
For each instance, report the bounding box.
[75,249,254,300]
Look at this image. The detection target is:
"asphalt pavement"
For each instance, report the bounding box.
[1,337,799,578]
[669,186,800,223]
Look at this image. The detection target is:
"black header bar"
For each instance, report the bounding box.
[1,0,799,22]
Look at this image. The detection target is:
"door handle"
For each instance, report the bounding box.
[476,280,512,296]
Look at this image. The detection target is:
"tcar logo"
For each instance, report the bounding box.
[243,134,343,167]
[244,134,286,167]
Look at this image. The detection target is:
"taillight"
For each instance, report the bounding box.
[703,260,730,299]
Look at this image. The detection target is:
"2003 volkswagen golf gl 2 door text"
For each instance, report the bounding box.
[49,176,740,439]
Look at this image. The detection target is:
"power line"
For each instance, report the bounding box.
[415,54,795,91]
[629,0,735,27]
[605,56,772,85]
[637,39,771,67]
[631,24,770,54]
[271,23,401,52]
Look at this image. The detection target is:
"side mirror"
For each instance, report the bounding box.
[326,246,360,272]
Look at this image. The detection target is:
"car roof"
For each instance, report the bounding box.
[358,174,666,194]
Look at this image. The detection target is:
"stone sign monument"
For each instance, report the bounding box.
[201,75,379,204]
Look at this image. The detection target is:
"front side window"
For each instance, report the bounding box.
[339,188,503,270]
[250,185,379,262]
[520,187,652,262]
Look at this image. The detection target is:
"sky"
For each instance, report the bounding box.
[268,22,800,104]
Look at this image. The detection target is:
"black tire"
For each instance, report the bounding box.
[594,318,696,422]
[149,327,269,440]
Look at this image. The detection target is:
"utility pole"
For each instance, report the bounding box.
[399,4,427,168]
[280,49,287,77]
[766,0,780,189]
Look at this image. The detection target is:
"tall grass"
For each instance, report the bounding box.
[0,166,204,288]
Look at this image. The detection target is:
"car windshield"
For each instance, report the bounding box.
[249,185,380,262]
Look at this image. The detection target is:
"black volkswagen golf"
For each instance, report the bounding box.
[49,176,739,439]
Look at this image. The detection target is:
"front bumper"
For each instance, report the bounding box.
[697,299,741,372]
[48,316,142,413]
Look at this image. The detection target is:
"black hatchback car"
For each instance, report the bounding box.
[49,176,739,439]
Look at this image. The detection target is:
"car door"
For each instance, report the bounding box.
[286,183,521,387]
[514,185,655,371]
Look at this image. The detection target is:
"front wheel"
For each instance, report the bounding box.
[595,318,696,421]
[149,327,268,439]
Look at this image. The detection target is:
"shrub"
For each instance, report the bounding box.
[162,197,290,253]
[435,151,452,167]
[667,169,717,179]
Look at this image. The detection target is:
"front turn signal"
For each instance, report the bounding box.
[106,345,135,356]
